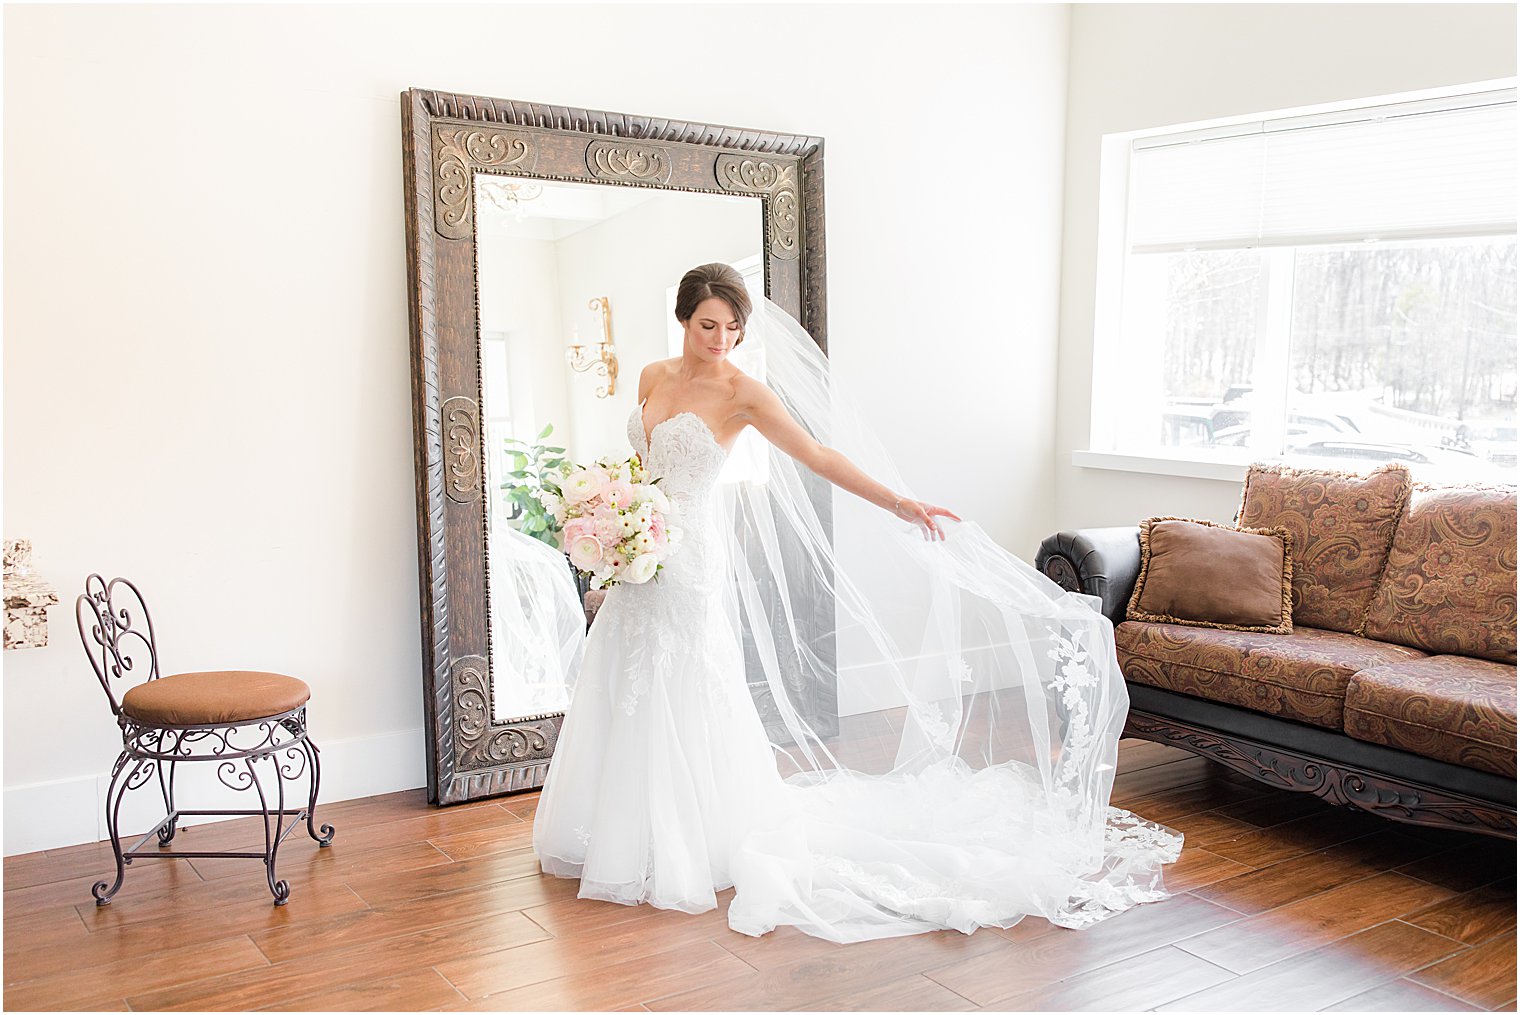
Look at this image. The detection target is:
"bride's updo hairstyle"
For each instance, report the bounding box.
[675,263,752,346]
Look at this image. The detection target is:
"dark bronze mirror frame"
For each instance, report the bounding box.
[400,87,830,804]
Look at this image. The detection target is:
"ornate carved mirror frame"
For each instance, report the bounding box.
[400,87,829,804]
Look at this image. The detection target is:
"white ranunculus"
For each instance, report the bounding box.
[646,485,671,514]
[562,466,609,504]
[623,553,659,584]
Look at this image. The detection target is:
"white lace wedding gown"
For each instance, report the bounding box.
[532,404,1182,943]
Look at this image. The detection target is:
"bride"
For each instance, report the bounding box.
[528,262,1183,943]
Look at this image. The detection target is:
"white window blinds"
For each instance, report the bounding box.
[1127,89,1517,253]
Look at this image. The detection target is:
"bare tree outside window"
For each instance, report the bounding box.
[1145,240,1516,482]
[1110,88,1516,483]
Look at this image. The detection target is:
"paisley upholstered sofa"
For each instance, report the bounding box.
[1036,463,1518,839]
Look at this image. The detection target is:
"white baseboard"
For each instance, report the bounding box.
[3,727,427,857]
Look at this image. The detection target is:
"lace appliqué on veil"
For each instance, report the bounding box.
[1048,630,1100,792]
[875,630,1182,930]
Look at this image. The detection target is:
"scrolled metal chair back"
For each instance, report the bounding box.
[76,574,160,717]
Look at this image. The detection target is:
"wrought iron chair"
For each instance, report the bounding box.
[77,574,335,906]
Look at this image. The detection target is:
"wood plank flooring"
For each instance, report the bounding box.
[4,740,1514,1011]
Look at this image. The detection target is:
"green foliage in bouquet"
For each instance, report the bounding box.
[500,423,569,548]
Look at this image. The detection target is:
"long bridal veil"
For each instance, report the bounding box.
[706,295,1181,941]
[509,291,1183,943]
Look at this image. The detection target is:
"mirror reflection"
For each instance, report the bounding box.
[474,174,764,721]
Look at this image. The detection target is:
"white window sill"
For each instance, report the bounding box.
[1072,450,1250,483]
[1074,448,1518,487]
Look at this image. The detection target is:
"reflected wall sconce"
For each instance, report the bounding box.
[567,296,619,398]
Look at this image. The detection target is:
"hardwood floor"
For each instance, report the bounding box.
[4,741,1514,1012]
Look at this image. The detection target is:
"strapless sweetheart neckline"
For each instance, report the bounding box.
[636,401,731,457]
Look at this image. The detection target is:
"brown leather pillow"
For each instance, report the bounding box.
[1127,516,1295,634]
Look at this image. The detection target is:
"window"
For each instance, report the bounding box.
[1090,85,1517,484]
[480,329,520,526]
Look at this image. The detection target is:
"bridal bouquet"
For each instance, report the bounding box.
[551,452,683,590]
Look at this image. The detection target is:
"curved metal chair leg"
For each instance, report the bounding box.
[248,755,290,906]
[92,753,141,906]
[155,754,179,846]
[269,750,291,905]
[303,736,335,847]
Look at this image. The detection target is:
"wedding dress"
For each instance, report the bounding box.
[532,406,791,915]
[529,295,1183,943]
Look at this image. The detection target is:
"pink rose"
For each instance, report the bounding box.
[594,515,623,545]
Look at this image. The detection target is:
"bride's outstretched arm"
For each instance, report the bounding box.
[739,377,961,541]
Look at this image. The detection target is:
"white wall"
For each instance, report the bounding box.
[1055,3,1518,530]
[477,229,574,458]
[2,3,1071,853]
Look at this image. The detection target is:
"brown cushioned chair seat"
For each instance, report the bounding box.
[1345,656,1518,778]
[1116,621,1427,730]
[121,670,311,726]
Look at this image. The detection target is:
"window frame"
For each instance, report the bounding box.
[1081,77,1518,483]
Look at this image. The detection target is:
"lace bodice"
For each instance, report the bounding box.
[626,404,730,592]
[627,405,729,506]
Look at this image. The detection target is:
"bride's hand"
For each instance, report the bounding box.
[893,497,962,541]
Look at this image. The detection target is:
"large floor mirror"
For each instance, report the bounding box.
[401,89,831,803]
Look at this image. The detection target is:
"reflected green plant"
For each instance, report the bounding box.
[500,422,570,549]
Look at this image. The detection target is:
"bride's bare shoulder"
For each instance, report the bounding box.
[733,372,783,418]
[638,359,677,400]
